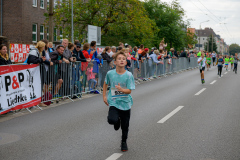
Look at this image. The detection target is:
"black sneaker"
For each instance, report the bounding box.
[114,118,120,131]
[121,142,128,152]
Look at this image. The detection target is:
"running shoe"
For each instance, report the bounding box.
[202,80,205,84]
[121,142,128,152]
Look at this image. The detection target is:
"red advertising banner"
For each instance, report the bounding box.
[10,43,31,63]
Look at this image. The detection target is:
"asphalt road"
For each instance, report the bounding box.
[1,65,240,160]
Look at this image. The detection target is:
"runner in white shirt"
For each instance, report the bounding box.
[211,51,216,66]
[198,52,206,84]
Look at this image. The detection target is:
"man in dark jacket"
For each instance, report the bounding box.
[72,43,91,62]
[50,45,64,96]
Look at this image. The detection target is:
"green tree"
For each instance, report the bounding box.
[229,43,240,55]
[186,29,198,49]
[143,0,193,50]
[204,35,217,53]
[45,0,157,46]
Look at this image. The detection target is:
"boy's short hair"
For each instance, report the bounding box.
[114,51,127,61]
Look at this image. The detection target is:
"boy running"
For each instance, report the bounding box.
[230,55,234,70]
[233,53,239,74]
[103,51,135,152]
[217,55,224,78]
[224,55,230,71]
[206,54,211,71]
[198,52,206,84]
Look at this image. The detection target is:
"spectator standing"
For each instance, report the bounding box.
[101,46,113,64]
[74,40,80,48]
[0,44,11,65]
[27,41,46,64]
[81,43,91,91]
[27,41,47,107]
[72,43,90,96]
[48,42,54,53]
[180,50,187,57]
[138,44,144,55]
[41,39,53,100]
[110,46,116,58]
[50,45,64,97]
[88,41,98,60]
[159,38,167,50]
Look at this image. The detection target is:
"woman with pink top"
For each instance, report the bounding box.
[86,62,97,92]
[159,38,167,50]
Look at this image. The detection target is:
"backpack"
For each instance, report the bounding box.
[42,92,52,106]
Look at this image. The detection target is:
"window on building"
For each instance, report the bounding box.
[54,27,57,41]
[203,38,205,40]
[40,0,44,9]
[40,25,44,40]
[32,24,37,42]
[33,0,37,7]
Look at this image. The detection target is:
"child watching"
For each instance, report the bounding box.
[86,62,97,92]
[103,51,135,152]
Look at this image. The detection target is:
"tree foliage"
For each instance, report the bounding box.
[204,35,218,53]
[45,0,196,49]
[229,43,240,55]
[143,0,195,50]
[45,0,157,46]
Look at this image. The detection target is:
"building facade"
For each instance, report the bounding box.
[194,27,229,54]
[0,0,51,44]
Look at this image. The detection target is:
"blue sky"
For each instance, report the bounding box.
[159,0,240,45]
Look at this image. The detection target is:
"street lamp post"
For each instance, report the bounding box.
[199,20,209,51]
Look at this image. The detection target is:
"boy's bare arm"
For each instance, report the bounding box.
[103,82,109,106]
[115,83,131,94]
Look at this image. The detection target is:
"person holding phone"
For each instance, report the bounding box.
[88,41,98,60]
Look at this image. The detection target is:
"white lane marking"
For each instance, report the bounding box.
[157,106,184,124]
[210,80,217,84]
[224,72,228,74]
[195,88,206,95]
[106,153,123,160]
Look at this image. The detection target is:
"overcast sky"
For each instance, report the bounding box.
[159,0,240,45]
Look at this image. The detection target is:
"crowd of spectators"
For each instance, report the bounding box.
[0,39,220,108]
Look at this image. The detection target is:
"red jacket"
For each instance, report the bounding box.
[81,50,89,71]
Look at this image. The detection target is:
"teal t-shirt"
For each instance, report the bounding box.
[105,69,135,110]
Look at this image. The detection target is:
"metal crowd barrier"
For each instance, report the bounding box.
[39,57,199,105]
